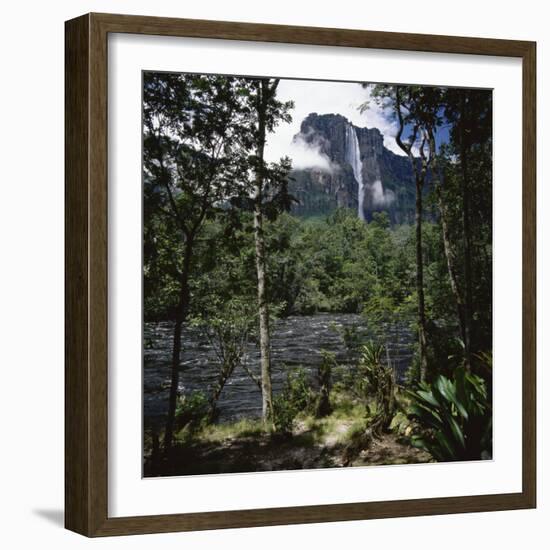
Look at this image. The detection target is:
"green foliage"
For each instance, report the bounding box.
[190,296,258,419]
[264,209,420,317]
[357,342,396,433]
[407,366,492,461]
[175,391,210,433]
[200,418,265,442]
[142,75,494,462]
[145,199,482,358]
[272,395,296,436]
[273,369,315,436]
[389,411,413,437]
[190,296,257,368]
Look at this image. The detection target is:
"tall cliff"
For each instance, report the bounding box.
[289,113,416,224]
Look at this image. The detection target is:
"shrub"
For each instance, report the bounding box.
[358,342,396,434]
[190,297,257,420]
[272,393,296,436]
[175,391,210,433]
[273,368,314,436]
[389,410,413,437]
[407,366,492,461]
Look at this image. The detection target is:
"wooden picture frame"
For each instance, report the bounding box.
[65,12,536,537]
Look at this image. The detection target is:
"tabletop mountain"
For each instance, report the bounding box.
[289,113,416,223]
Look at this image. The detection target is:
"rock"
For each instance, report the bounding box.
[289,113,418,224]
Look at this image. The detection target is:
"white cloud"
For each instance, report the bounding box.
[359,86,405,156]
[264,79,410,165]
[361,85,426,156]
[370,179,395,207]
[288,133,337,172]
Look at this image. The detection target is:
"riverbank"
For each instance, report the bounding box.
[144,389,432,477]
[144,313,414,425]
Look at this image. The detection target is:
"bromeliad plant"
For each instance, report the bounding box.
[407,365,492,462]
[358,342,396,434]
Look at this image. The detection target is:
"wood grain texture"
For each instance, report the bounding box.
[65,14,91,535]
[64,12,537,537]
[93,12,533,57]
[521,42,537,508]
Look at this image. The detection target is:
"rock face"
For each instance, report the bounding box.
[289,113,416,224]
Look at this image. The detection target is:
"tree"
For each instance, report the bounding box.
[368,84,491,380]
[412,86,493,374]
[241,78,294,422]
[192,297,257,421]
[143,73,253,452]
[370,85,433,381]
[189,218,259,420]
[442,88,493,362]
[426,121,470,369]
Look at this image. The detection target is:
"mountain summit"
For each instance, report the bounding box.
[289,113,415,223]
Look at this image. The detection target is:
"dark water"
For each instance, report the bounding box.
[144,313,413,426]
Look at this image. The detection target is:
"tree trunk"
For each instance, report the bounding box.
[163,235,194,453]
[393,88,428,382]
[415,176,428,382]
[460,93,474,366]
[428,130,469,368]
[436,180,467,348]
[208,355,239,422]
[208,367,231,422]
[253,81,273,422]
[254,187,273,421]
[316,355,333,418]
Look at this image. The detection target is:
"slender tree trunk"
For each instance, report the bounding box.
[316,355,333,418]
[254,182,273,421]
[163,235,194,453]
[415,176,428,382]
[435,178,467,348]
[393,88,428,382]
[428,130,469,368]
[208,364,234,422]
[253,81,273,422]
[460,93,474,365]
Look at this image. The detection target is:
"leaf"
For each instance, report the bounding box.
[416,389,440,408]
[436,376,469,420]
[409,403,442,427]
[448,415,466,450]
[411,434,427,448]
[434,430,456,460]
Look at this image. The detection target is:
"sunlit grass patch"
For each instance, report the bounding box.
[296,389,367,445]
[199,418,266,443]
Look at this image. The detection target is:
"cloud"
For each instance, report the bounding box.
[264,79,368,164]
[358,86,400,154]
[361,84,434,157]
[287,133,337,172]
[264,79,412,165]
[369,179,395,207]
[359,85,422,157]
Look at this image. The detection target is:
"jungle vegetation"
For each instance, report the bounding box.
[143,73,493,475]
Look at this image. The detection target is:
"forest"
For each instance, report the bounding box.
[142,73,493,476]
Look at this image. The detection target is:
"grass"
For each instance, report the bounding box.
[169,388,369,448]
[338,418,368,444]
[144,386,431,477]
[295,390,367,446]
[198,418,266,443]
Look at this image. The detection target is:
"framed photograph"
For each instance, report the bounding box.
[65,13,536,536]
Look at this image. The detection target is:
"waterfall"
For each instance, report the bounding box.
[345,124,365,220]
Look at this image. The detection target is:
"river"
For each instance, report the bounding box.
[144,313,414,426]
